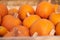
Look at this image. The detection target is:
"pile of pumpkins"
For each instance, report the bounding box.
[0,1,60,37]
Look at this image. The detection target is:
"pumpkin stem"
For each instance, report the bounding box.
[27,12,30,17]
[49,28,55,36]
[32,32,38,37]
[13,13,18,18]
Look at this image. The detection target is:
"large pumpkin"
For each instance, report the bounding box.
[2,15,21,31]
[30,19,54,36]
[36,1,55,18]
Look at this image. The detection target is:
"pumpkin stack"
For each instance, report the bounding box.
[0,1,60,37]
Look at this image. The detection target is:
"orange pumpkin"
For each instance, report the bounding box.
[56,22,60,35]
[30,19,54,36]
[18,4,34,20]
[54,4,58,11]
[16,25,29,36]
[0,26,8,36]
[0,4,8,17]
[8,8,18,15]
[4,31,16,37]
[49,13,60,25]
[36,1,55,18]
[4,25,29,37]
[2,15,21,31]
[23,15,41,28]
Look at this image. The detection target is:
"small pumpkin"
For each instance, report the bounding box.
[8,8,18,16]
[18,4,34,20]
[49,13,60,25]
[0,4,8,17]
[56,22,60,35]
[23,15,41,28]
[0,26,8,36]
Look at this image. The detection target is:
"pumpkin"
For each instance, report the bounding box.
[16,25,29,36]
[2,15,21,31]
[18,4,34,20]
[8,8,18,16]
[0,4,8,17]
[4,25,29,37]
[30,19,54,36]
[0,26,8,36]
[56,22,60,35]
[23,15,41,28]
[49,13,60,25]
[36,1,55,18]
